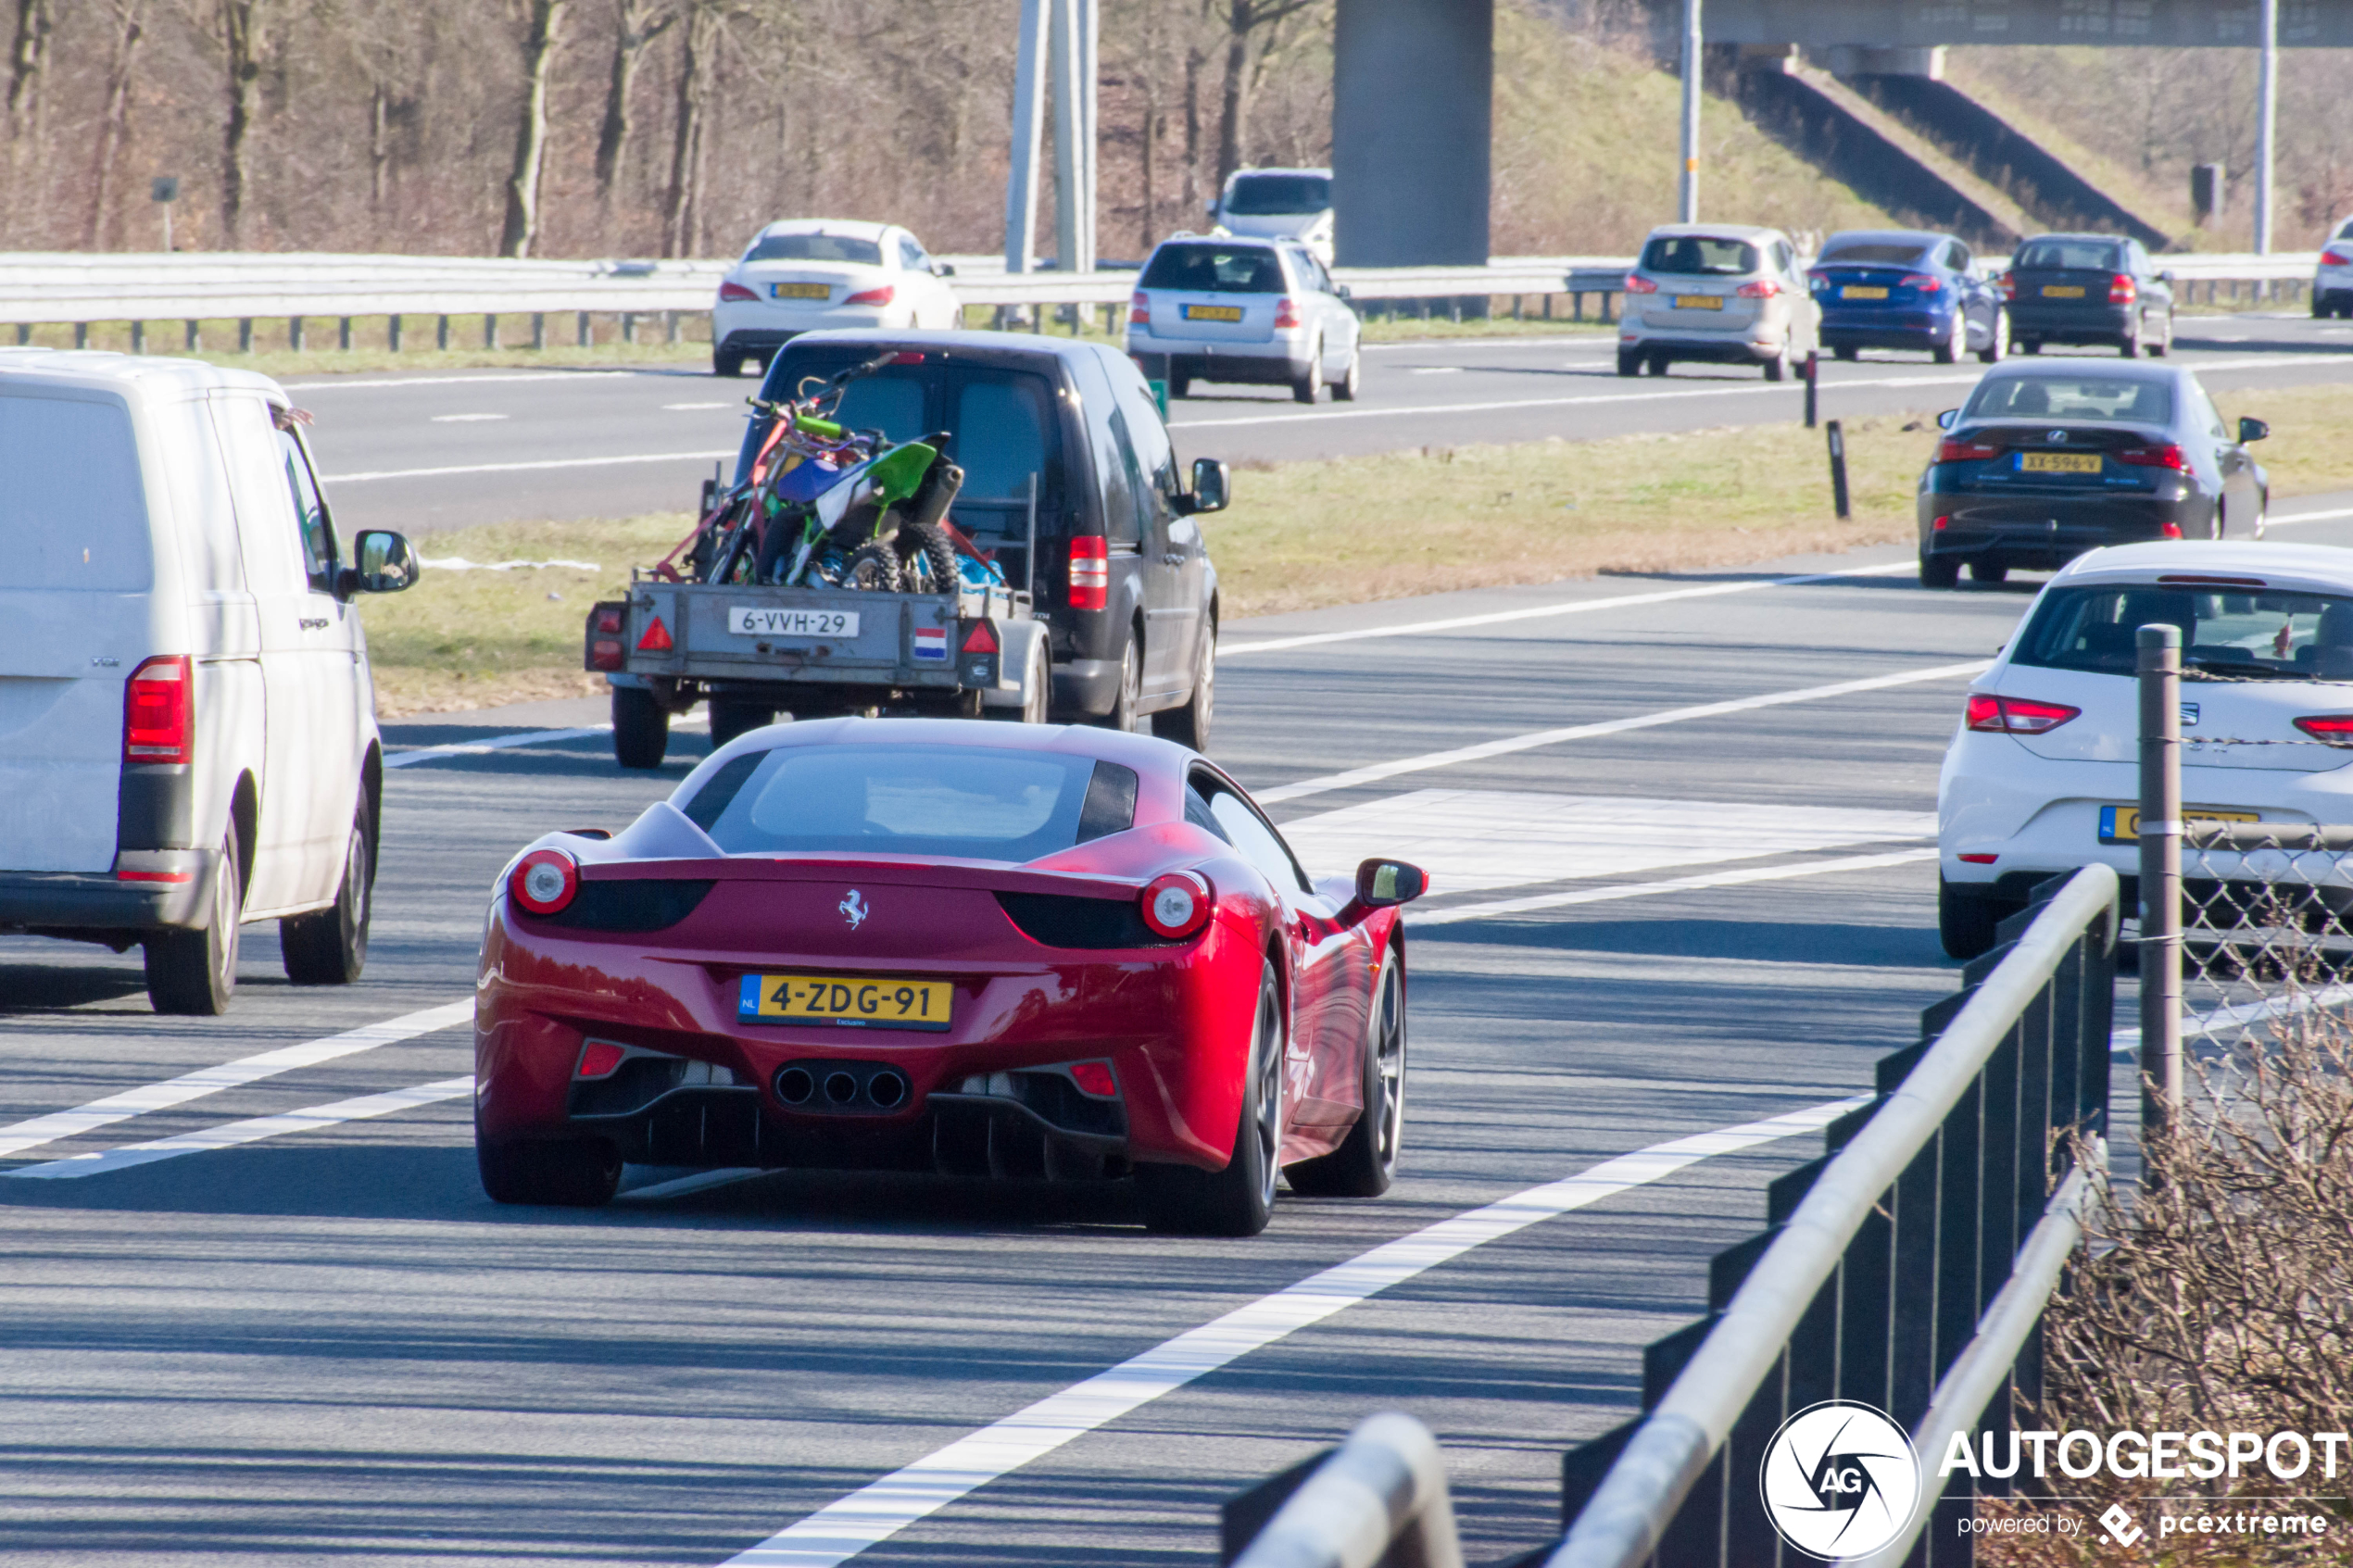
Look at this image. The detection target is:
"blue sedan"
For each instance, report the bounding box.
[1808,230,2005,365]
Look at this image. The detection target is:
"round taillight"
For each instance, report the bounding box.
[510,848,579,916]
[1140,872,1212,940]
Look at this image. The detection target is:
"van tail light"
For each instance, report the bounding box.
[717,281,759,303]
[1936,438,1999,462]
[1736,278,1780,298]
[123,656,192,764]
[1624,272,1659,294]
[1902,273,1943,293]
[1129,291,1150,325]
[1068,536,1109,610]
[1966,694,2081,734]
[1139,872,1212,940]
[2161,521,2185,539]
[2115,443,2188,470]
[1274,296,1301,329]
[2108,273,2137,305]
[1997,272,2016,300]
[510,847,580,916]
[845,284,895,307]
[2293,715,2353,746]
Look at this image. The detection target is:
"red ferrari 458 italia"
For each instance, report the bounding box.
[473,718,1425,1235]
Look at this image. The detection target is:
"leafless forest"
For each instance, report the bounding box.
[0,0,2347,261]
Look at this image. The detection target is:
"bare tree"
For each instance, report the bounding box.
[661,0,721,257]
[593,0,671,205]
[1212,0,1316,186]
[498,0,567,256]
[87,0,145,246]
[218,0,269,245]
[5,0,48,163]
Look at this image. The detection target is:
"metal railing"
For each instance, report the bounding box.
[1225,1412,1466,1568]
[1547,864,2118,1568]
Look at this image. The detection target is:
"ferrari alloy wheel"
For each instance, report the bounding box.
[1136,960,1283,1236]
[1286,951,1405,1198]
[477,1129,623,1207]
[145,820,244,1016]
[1151,623,1214,750]
[281,808,372,985]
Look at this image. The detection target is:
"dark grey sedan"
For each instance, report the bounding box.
[2000,233,2176,357]
[1916,362,2268,587]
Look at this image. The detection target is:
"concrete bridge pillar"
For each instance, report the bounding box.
[1332,0,1493,267]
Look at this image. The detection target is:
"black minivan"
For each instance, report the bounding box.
[740,330,1227,743]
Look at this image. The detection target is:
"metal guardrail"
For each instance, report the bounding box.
[1225,1412,1466,1568]
[1546,864,2118,1568]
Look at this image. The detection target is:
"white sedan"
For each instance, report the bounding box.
[1938,540,2353,957]
[711,220,963,377]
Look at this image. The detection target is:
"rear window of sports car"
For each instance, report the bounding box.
[683,745,1137,860]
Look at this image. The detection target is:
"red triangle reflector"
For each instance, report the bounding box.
[960,620,1000,654]
[636,615,673,652]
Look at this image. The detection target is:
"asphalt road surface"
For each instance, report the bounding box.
[296,314,2353,536]
[13,497,2353,1565]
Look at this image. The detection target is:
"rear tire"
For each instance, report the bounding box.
[2019,338,2042,355]
[1616,350,1641,377]
[1919,553,1961,589]
[1932,316,1962,364]
[1284,952,1404,1198]
[1096,634,1143,733]
[986,636,1051,723]
[1764,343,1789,382]
[2147,312,2173,357]
[1977,309,2007,364]
[1135,960,1282,1236]
[892,522,958,594]
[1168,372,1191,399]
[611,685,670,769]
[281,809,372,985]
[1152,621,1214,750]
[842,540,901,592]
[1332,349,1361,401]
[713,347,749,378]
[1645,354,1669,376]
[2120,328,2141,358]
[1969,560,2008,583]
[477,1128,622,1207]
[1291,344,1323,404]
[1833,345,1859,362]
[145,820,244,1016]
[709,697,773,749]
[1939,877,2010,961]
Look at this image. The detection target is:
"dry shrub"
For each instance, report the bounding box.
[1980,1021,2353,1564]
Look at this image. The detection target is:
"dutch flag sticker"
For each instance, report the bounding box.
[912,626,949,662]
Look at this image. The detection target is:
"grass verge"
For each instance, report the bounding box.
[355,380,2353,716]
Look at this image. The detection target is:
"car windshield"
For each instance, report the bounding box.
[746,232,883,266]
[1819,242,1933,266]
[2014,240,2122,272]
[1640,236,1760,276]
[2015,585,2353,681]
[1224,173,1329,215]
[1140,243,1284,293]
[1965,374,2171,424]
[687,744,1138,860]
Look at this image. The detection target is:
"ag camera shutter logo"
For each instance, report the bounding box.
[1759,1400,1923,1559]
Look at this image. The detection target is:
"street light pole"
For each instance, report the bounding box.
[1678,0,1702,224]
[2254,0,2278,256]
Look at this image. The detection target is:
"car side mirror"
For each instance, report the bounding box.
[343,529,421,596]
[1936,408,1959,431]
[1335,282,1353,301]
[935,262,956,278]
[2239,416,2270,443]
[1204,197,1218,214]
[1189,457,1229,514]
[2159,270,2177,285]
[1354,858,1427,909]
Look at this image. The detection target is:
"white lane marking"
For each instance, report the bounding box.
[664,400,736,410]
[1222,560,1915,657]
[0,1000,472,1160]
[1410,847,1938,925]
[384,725,611,767]
[1362,336,1612,353]
[618,1167,766,1202]
[2265,504,2353,529]
[327,448,735,484]
[1281,789,1933,897]
[1166,353,2353,432]
[6,1076,475,1180]
[1408,366,1464,375]
[430,412,510,422]
[719,1096,1868,1567]
[420,555,602,572]
[283,371,637,391]
[1254,659,1990,806]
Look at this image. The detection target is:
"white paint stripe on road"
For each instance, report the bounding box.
[384,725,612,767]
[2265,504,2353,529]
[1223,560,1915,656]
[719,1095,1868,1568]
[619,1167,767,1202]
[1254,659,1990,806]
[1410,847,1938,925]
[283,370,639,391]
[6,1076,476,1180]
[0,1000,472,1160]
[328,448,735,484]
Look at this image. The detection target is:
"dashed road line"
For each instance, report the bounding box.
[718,1096,1867,1567]
[328,448,735,484]
[1410,847,1938,925]
[6,1076,475,1180]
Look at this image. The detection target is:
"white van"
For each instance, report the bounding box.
[0,351,418,1014]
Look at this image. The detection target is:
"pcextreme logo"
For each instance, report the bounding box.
[1759,1400,1924,1560]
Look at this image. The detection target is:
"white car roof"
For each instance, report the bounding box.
[1226,166,1331,182]
[2054,541,2353,596]
[753,218,894,241]
[0,347,285,404]
[1642,222,1787,244]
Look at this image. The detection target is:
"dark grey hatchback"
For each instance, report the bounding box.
[2000,233,2176,357]
[1917,362,2269,587]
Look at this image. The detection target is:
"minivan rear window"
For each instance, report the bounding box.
[2014,240,2122,272]
[1141,244,1284,293]
[1640,236,1759,275]
[2016,585,2353,681]
[0,393,150,591]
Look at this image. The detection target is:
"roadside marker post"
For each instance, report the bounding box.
[2137,622,2184,1135]
[1825,419,1850,520]
[1802,349,1818,428]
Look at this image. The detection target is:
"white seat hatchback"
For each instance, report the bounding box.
[0,350,418,1012]
[1938,540,2353,957]
[711,220,963,377]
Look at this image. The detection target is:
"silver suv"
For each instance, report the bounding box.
[1617,223,1818,380]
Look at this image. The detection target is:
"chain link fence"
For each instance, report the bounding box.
[2180,821,2353,1055]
